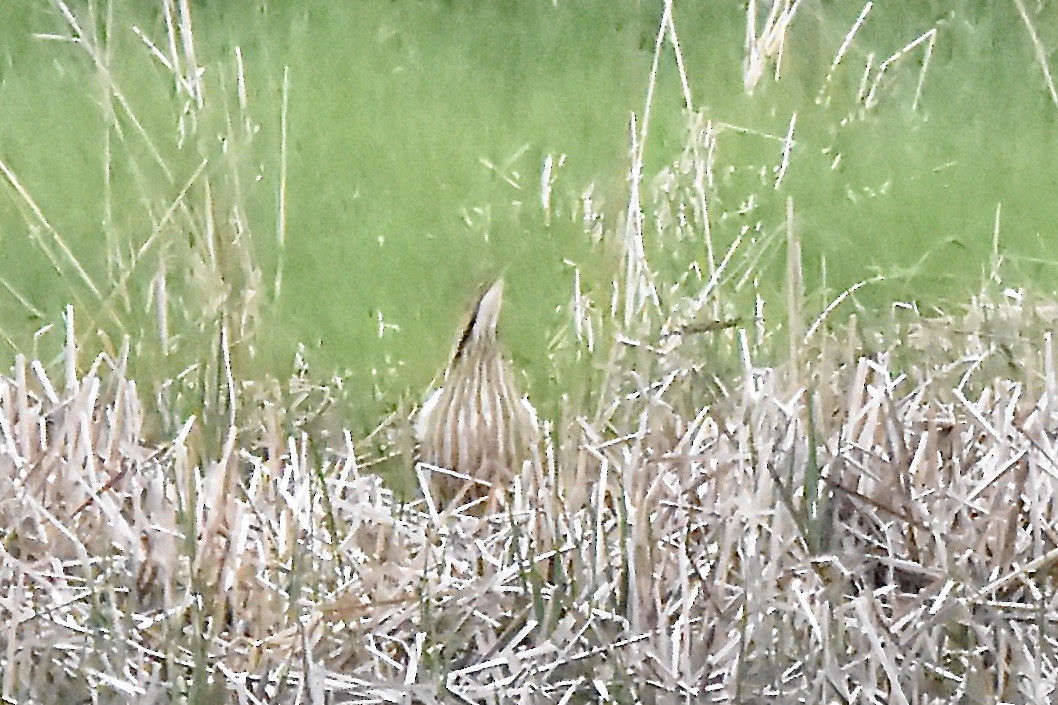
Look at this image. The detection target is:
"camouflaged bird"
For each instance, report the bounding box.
[415,279,538,511]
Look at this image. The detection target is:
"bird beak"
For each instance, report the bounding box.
[452,279,505,363]
[472,279,504,340]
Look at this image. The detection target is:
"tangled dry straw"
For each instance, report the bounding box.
[5,2,1058,702]
[1,293,1057,703]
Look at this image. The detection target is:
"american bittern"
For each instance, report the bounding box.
[416,279,538,510]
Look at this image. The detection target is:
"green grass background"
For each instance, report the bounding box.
[2,1,1058,430]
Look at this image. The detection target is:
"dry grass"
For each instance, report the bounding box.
[4,281,1058,703]
[2,1,1057,703]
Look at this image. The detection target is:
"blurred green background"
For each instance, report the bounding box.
[1,1,1057,430]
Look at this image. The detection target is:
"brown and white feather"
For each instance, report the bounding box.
[416,280,538,508]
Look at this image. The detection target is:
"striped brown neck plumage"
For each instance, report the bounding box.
[416,280,537,511]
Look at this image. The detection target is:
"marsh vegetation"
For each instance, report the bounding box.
[1,1,1058,702]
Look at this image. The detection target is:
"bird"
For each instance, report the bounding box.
[415,279,538,512]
